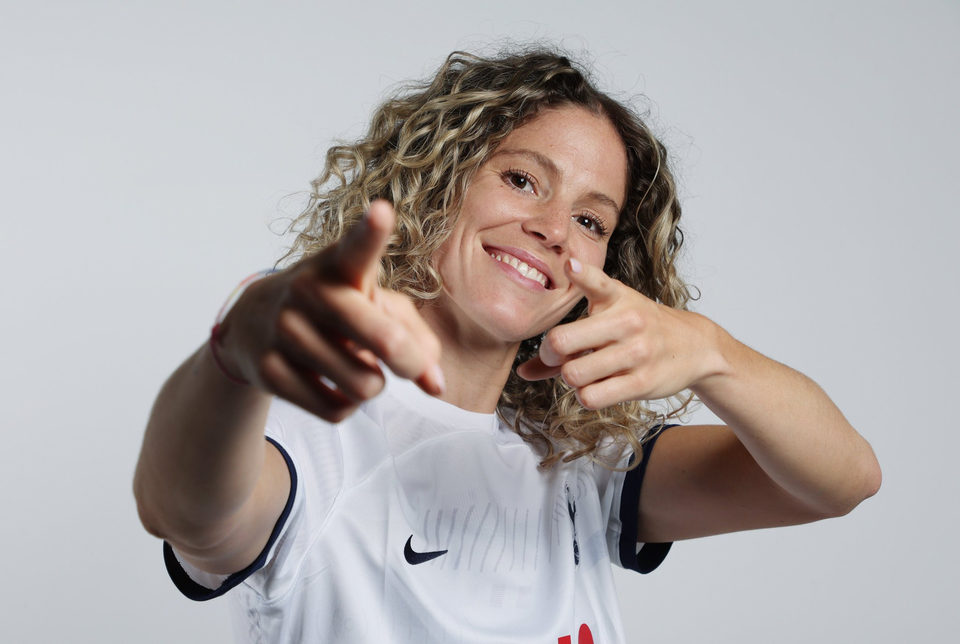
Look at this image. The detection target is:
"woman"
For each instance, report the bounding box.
[134,48,881,642]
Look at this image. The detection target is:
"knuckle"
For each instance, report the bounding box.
[629,371,648,394]
[353,372,386,401]
[544,329,567,357]
[577,387,600,410]
[627,340,649,363]
[275,309,303,344]
[256,351,287,390]
[289,270,318,300]
[291,268,337,308]
[376,326,407,361]
[560,363,581,388]
[623,309,646,333]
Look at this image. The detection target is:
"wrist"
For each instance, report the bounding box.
[209,321,248,386]
[687,312,734,395]
[209,269,277,385]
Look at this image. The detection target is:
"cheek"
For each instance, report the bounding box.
[595,246,610,269]
[432,220,477,289]
[577,240,610,272]
[433,239,459,285]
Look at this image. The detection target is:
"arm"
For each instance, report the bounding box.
[638,321,881,542]
[133,202,443,575]
[520,259,881,542]
[133,341,288,575]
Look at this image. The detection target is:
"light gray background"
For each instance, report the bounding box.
[2,1,957,642]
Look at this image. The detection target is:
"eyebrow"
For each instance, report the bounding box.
[491,147,623,217]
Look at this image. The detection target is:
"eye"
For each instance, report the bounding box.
[573,213,609,238]
[503,168,536,194]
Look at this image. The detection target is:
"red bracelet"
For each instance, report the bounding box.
[208,269,278,386]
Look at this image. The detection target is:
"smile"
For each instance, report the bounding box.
[487,250,552,289]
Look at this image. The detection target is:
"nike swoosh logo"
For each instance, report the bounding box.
[404,535,447,565]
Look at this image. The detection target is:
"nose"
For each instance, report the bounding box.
[521,204,569,253]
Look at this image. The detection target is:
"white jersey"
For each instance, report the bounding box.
[164,370,673,643]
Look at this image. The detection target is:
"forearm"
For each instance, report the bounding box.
[690,319,882,516]
[133,342,274,548]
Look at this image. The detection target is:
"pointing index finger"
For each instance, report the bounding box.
[566,258,617,312]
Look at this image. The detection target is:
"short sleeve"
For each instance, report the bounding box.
[597,425,675,574]
[162,397,344,602]
[163,435,301,601]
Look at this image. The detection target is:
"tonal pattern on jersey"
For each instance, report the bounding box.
[164,369,672,644]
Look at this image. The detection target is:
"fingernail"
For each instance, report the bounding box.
[430,363,446,395]
[569,258,582,274]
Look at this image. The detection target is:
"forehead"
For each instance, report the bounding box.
[494,106,629,211]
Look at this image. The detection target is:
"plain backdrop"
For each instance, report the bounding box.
[2,1,957,642]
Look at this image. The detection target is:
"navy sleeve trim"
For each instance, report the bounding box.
[618,424,675,574]
[163,436,298,602]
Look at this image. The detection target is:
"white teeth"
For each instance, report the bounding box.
[488,251,549,288]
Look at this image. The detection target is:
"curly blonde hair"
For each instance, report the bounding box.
[279,46,694,470]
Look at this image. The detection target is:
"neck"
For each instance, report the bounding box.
[419,301,521,414]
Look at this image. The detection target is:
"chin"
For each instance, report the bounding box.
[437,287,566,346]
[477,305,556,345]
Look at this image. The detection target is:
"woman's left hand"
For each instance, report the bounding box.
[517,258,722,408]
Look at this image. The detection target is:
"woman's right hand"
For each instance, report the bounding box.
[214,200,444,422]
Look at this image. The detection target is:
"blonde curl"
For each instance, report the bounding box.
[278,46,695,470]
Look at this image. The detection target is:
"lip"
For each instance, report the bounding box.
[482,244,556,290]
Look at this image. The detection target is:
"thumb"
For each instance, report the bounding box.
[517,355,561,382]
[328,200,396,289]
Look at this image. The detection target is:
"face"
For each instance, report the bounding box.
[428,105,629,347]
